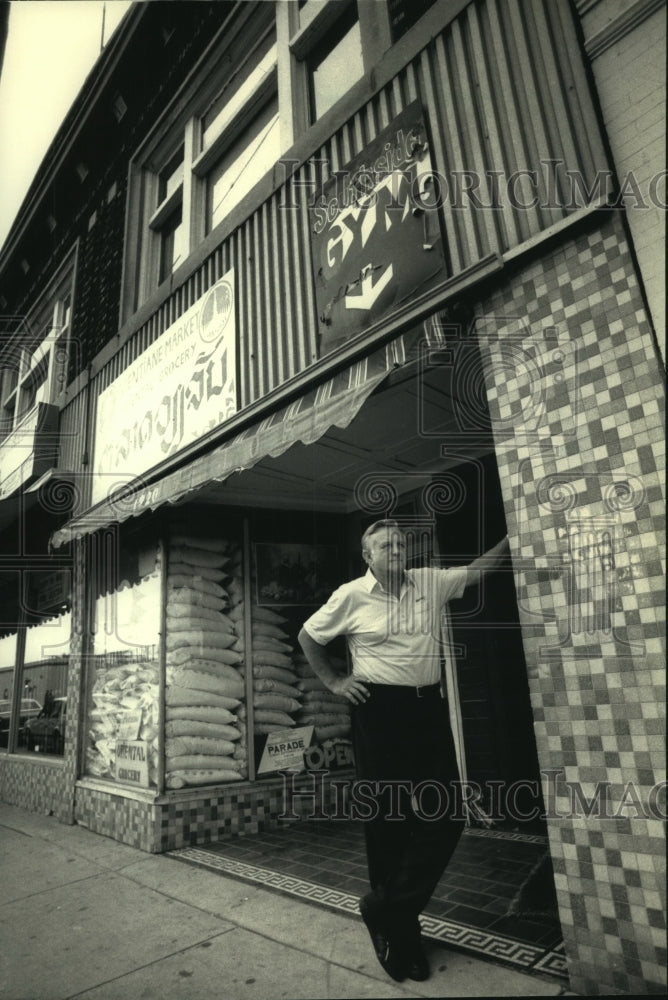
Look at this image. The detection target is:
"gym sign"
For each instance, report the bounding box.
[310,102,447,354]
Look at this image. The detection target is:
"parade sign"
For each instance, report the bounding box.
[92,271,237,503]
[257,726,314,774]
[310,102,447,353]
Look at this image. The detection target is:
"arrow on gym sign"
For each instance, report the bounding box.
[345,263,394,311]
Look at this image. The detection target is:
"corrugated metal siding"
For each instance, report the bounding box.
[60,0,608,458]
[58,388,87,476]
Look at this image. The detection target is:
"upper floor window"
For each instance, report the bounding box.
[0,251,75,443]
[123,1,445,318]
[206,96,280,232]
[127,13,282,313]
[306,3,363,121]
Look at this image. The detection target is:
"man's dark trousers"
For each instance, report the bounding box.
[351,682,464,940]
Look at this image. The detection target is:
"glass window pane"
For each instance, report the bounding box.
[0,631,17,750]
[207,100,279,231]
[309,16,363,121]
[159,148,184,203]
[22,611,71,755]
[164,527,247,789]
[202,39,277,152]
[86,544,161,787]
[159,208,185,283]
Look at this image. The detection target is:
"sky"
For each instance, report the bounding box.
[0,0,132,249]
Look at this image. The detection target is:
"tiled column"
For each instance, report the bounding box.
[475,212,665,995]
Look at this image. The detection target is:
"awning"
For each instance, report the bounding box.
[0,469,74,543]
[50,330,431,548]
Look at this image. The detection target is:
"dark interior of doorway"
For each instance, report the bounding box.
[432,451,547,831]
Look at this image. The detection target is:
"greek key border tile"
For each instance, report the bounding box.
[169,847,566,978]
[463,828,549,846]
[531,943,568,978]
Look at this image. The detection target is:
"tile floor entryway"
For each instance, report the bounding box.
[169,820,567,982]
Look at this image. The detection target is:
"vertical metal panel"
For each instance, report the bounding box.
[58,389,87,472]
[467,3,520,249]
[419,40,468,273]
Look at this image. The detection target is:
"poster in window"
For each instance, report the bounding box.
[254,543,338,606]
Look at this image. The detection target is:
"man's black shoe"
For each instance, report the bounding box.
[405,942,430,982]
[398,922,430,981]
[359,896,406,982]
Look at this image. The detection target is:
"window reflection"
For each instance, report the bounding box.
[22,611,71,756]
[0,632,17,749]
[86,571,161,787]
[207,99,280,232]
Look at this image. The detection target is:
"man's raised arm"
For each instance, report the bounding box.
[465,535,510,588]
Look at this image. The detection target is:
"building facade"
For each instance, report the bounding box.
[0,1,664,995]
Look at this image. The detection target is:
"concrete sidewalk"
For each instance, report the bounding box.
[0,803,577,999]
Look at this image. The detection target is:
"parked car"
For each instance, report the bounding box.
[0,698,42,748]
[25,697,67,754]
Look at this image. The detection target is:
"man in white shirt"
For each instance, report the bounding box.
[298,518,509,983]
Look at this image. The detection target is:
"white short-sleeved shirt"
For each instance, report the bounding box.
[302,567,468,686]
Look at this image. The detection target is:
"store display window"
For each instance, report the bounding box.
[247,518,353,778]
[81,511,353,791]
[21,606,71,755]
[0,630,18,750]
[85,534,162,787]
[0,570,71,755]
[163,523,247,788]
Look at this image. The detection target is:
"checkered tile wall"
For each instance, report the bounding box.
[476,211,666,996]
[74,772,344,854]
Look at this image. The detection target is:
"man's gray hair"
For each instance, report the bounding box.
[361,519,405,555]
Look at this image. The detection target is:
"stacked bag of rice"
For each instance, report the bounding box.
[229,597,302,735]
[165,532,247,788]
[86,655,160,781]
[293,653,351,742]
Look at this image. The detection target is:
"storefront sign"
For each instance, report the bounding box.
[304,738,354,772]
[91,271,237,503]
[257,725,314,774]
[117,711,142,741]
[35,571,71,611]
[310,102,446,354]
[115,739,149,786]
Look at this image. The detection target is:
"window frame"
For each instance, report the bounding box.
[203,94,281,236]
[123,5,280,316]
[0,247,76,444]
[279,0,393,142]
[0,570,72,758]
[121,0,448,325]
[305,1,364,123]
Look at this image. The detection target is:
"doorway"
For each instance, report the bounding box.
[433,451,546,830]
